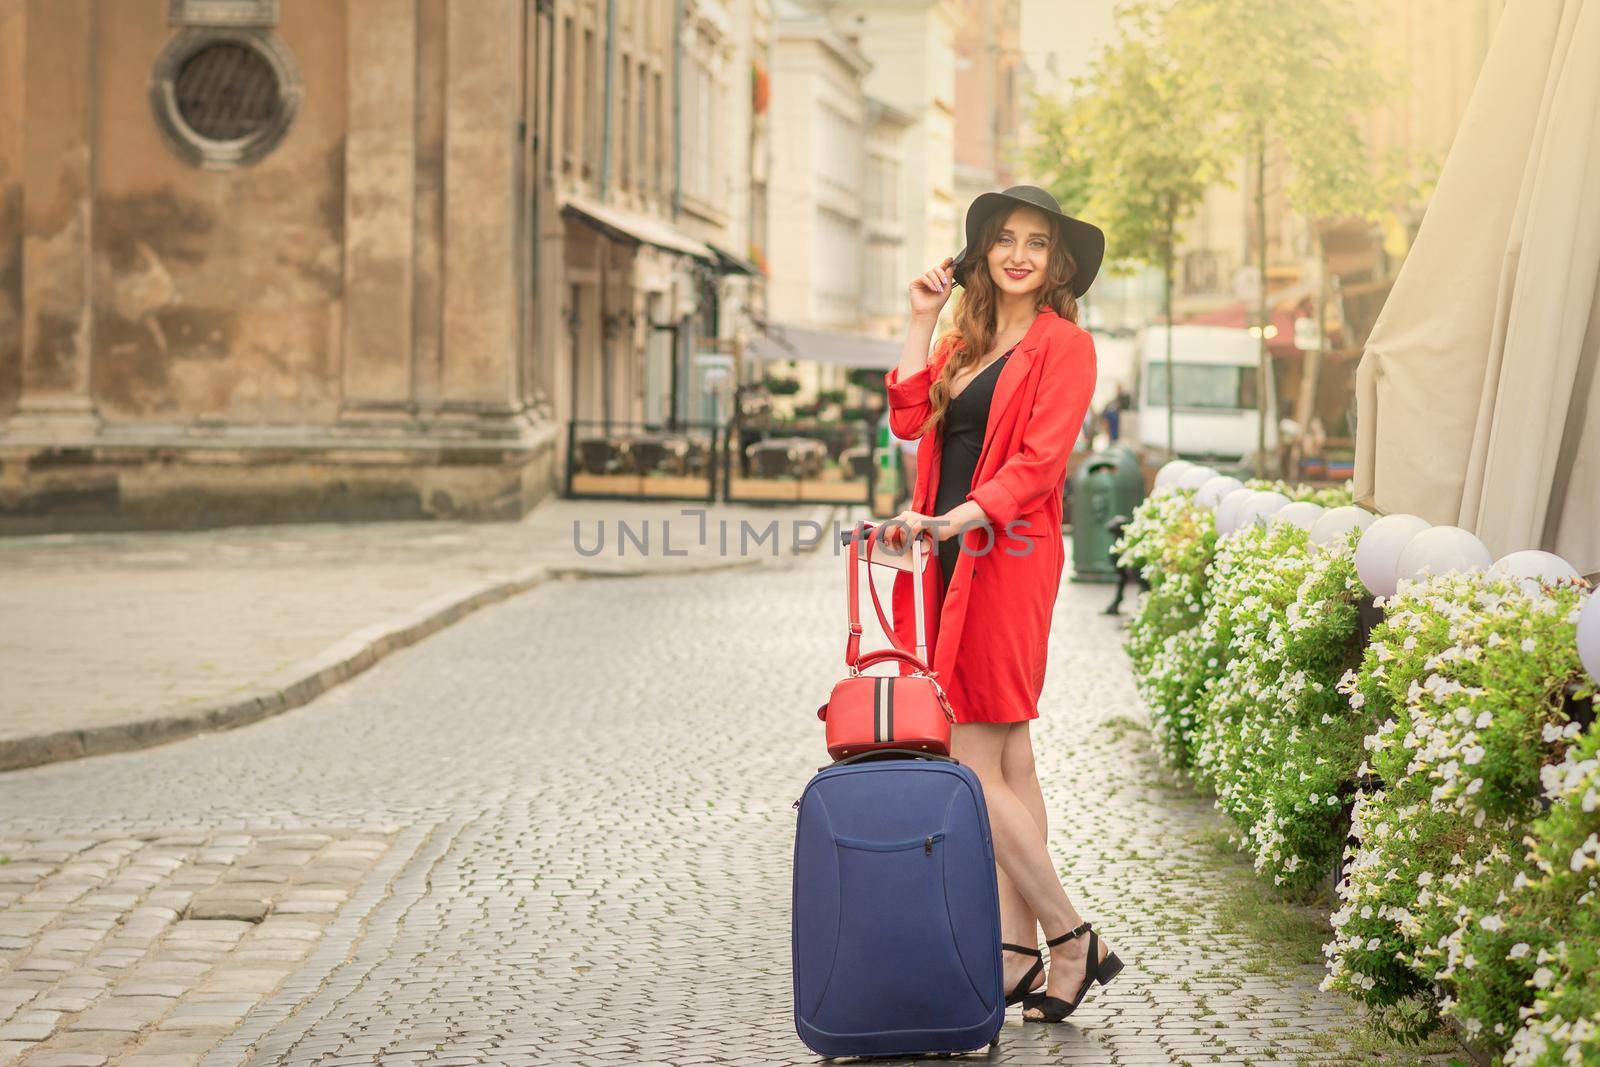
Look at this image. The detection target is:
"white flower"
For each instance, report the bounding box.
[1531,966,1555,989]
[1508,942,1531,959]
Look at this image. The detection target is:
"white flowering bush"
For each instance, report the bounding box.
[1116,477,1600,1060]
[1450,718,1600,1063]
[1322,571,1588,1041]
[1115,479,1339,769]
[1117,480,1360,868]
[1115,491,1217,770]
[1191,522,1307,841]
[1189,521,1370,890]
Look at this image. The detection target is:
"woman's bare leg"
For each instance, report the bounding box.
[997,723,1048,997]
[951,721,1105,1020]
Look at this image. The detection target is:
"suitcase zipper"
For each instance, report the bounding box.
[834,831,945,854]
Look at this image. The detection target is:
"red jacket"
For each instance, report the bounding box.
[883,306,1097,724]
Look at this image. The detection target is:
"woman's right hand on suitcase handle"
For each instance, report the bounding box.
[881,511,941,551]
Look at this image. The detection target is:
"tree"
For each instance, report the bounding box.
[1023,13,1229,460]
[1131,0,1397,476]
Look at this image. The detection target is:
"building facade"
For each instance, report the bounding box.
[0,0,773,532]
[0,0,551,530]
[952,0,1022,219]
[835,0,961,280]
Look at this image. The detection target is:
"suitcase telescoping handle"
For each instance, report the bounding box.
[842,521,931,671]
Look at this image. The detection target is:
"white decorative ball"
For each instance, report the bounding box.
[1310,505,1376,548]
[1237,491,1291,531]
[1395,525,1493,585]
[1177,465,1220,492]
[1154,460,1194,490]
[1577,593,1600,684]
[1354,513,1432,597]
[1195,476,1245,510]
[1272,501,1325,532]
[1215,487,1257,536]
[1490,550,1582,587]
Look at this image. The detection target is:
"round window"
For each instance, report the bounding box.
[174,42,280,141]
[151,29,300,168]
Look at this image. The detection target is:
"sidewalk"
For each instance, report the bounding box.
[0,499,839,772]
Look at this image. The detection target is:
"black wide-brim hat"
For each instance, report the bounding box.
[951,185,1105,298]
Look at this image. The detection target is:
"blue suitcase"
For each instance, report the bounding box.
[792,750,1004,1059]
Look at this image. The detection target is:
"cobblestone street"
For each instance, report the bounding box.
[1,529,1401,1065]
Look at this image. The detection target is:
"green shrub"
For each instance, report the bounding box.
[1446,704,1599,1062]
[1115,476,1600,1062]
[1115,491,1217,770]
[1322,571,1587,1041]
[1191,521,1369,890]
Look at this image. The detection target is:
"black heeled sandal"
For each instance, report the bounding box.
[1022,920,1125,1023]
[1001,942,1044,1007]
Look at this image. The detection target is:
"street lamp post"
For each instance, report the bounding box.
[1255,125,1269,481]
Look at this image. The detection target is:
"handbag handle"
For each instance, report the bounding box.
[852,647,932,674]
[850,649,956,723]
[833,748,959,767]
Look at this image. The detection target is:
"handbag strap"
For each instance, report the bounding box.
[847,523,930,669]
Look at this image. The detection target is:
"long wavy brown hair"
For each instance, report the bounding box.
[919,206,1080,437]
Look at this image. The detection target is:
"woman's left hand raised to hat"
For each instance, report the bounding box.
[908,258,956,319]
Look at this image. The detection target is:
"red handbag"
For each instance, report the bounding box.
[816,522,956,760]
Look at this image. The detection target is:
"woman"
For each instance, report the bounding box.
[880,185,1124,1024]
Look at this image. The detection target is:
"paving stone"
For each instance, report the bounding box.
[0,1009,60,1041]
[193,969,287,995]
[30,996,93,1014]
[184,899,271,923]
[128,962,209,979]
[65,1007,159,1032]
[111,982,190,998]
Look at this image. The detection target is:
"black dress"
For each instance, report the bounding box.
[934,349,1012,583]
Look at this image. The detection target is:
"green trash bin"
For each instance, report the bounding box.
[1070,445,1146,583]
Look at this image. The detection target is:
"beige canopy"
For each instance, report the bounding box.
[1354,0,1600,576]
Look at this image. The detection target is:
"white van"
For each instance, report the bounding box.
[1134,324,1278,468]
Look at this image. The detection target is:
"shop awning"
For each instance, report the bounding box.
[1354,0,1600,576]
[745,320,902,369]
[707,242,761,276]
[1178,286,1324,356]
[561,195,714,262]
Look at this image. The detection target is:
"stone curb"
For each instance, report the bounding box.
[0,503,842,774]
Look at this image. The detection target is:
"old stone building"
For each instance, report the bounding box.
[0,0,771,531]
